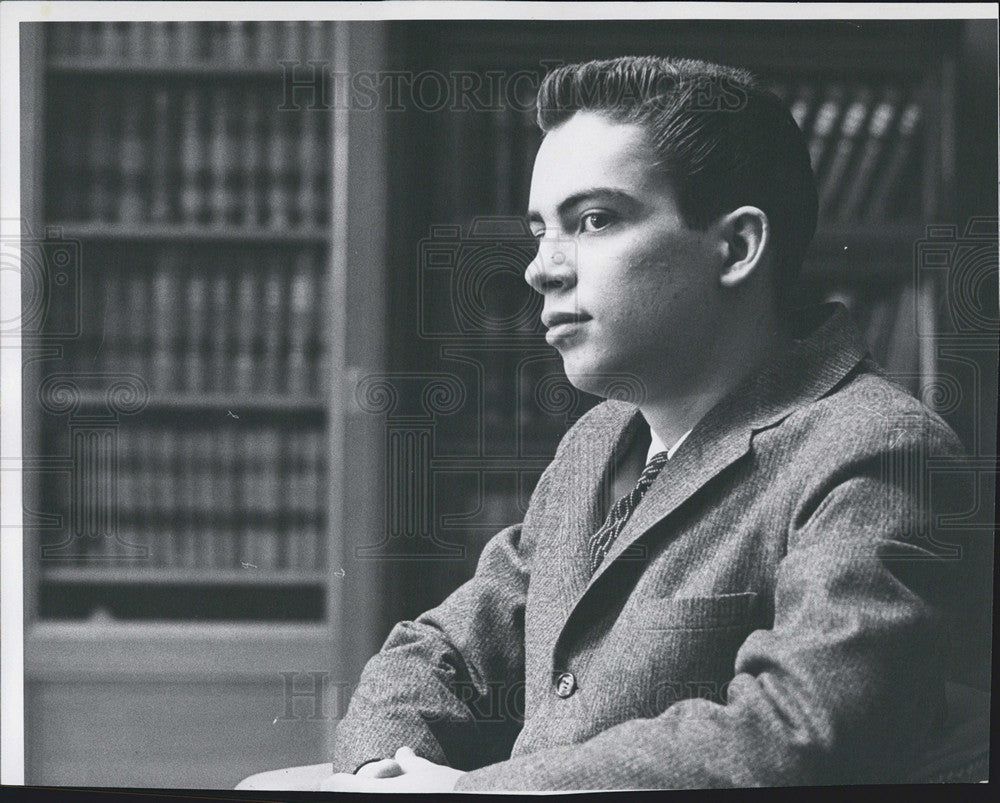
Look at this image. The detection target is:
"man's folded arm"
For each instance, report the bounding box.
[455,423,959,790]
[331,518,533,773]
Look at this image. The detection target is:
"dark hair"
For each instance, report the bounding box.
[536,56,817,305]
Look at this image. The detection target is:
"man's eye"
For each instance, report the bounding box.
[581,212,613,233]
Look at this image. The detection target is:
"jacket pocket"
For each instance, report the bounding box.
[630,591,759,631]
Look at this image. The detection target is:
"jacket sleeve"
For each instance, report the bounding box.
[330,467,546,773]
[454,414,962,790]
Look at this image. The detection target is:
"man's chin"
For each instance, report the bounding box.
[560,364,648,406]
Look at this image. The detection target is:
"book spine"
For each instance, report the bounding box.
[304,431,325,569]
[837,87,900,222]
[135,428,156,564]
[99,22,124,62]
[299,111,324,227]
[283,430,304,569]
[233,427,251,568]
[58,88,85,220]
[97,269,122,376]
[807,83,844,177]
[265,93,291,228]
[78,22,100,60]
[179,89,207,225]
[150,253,179,393]
[255,428,282,570]
[124,22,150,63]
[260,255,286,394]
[817,87,873,218]
[279,21,301,61]
[176,21,200,62]
[183,261,208,394]
[233,269,258,395]
[150,89,173,223]
[198,434,219,569]
[122,273,148,381]
[216,428,239,568]
[867,100,922,220]
[286,252,316,396]
[175,429,194,567]
[150,21,172,65]
[243,91,265,227]
[115,427,136,557]
[118,86,146,224]
[86,84,116,222]
[255,21,278,67]
[226,21,250,64]
[154,427,177,567]
[208,87,235,226]
[208,270,232,394]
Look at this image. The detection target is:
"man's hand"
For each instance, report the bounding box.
[318,747,465,792]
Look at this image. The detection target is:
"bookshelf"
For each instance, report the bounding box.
[22,20,388,787]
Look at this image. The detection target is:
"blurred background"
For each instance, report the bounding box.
[19,17,996,788]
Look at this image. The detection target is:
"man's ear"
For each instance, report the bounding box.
[716,206,769,289]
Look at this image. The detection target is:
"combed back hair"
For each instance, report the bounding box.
[536,56,818,304]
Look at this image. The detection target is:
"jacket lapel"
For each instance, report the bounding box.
[546,401,645,623]
[573,302,870,603]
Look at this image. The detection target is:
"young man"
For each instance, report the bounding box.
[320,56,966,791]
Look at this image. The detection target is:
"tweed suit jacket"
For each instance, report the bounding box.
[331,303,967,790]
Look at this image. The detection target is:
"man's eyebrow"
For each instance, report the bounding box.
[527,188,639,224]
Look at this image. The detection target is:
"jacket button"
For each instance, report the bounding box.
[554,672,577,698]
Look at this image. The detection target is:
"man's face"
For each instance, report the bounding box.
[526,111,726,402]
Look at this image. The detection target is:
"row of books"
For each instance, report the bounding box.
[46,83,330,227]
[67,425,328,571]
[770,80,924,222]
[47,20,333,66]
[66,247,325,398]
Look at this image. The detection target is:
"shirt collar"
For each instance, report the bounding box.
[647,426,691,463]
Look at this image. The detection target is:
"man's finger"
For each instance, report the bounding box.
[394,746,436,773]
[355,758,403,778]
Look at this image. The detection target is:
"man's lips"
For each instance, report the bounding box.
[541,311,592,329]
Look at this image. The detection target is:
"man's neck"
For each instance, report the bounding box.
[639,314,792,449]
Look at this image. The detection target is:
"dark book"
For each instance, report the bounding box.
[867,99,922,220]
[216,427,239,568]
[243,90,265,227]
[124,273,151,381]
[150,252,180,393]
[97,270,123,375]
[807,83,845,177]
[85,84,115,222]
[149,89,173,223]
[124,21,150,63]
[208,88,236,226]
[298,111,324,227]
[260,255,286,394]
[266,99,291,228]
[183,263,209,394]
[817,86,873,218]
[150,21,172,64]
[179,88,207,225]
[99,22,124,62]
[208,270,232,394]
[285,252,316,396]
[118,86,146,224]
[837,87,901,221]
[233,269,258,395]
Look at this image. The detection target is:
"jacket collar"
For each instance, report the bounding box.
[574,301,870,596]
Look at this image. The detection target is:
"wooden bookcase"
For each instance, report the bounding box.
[21,21,388,787]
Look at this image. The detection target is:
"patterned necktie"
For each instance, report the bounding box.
[588,450,670,575]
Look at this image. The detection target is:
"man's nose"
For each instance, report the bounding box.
[525,238,575,294]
